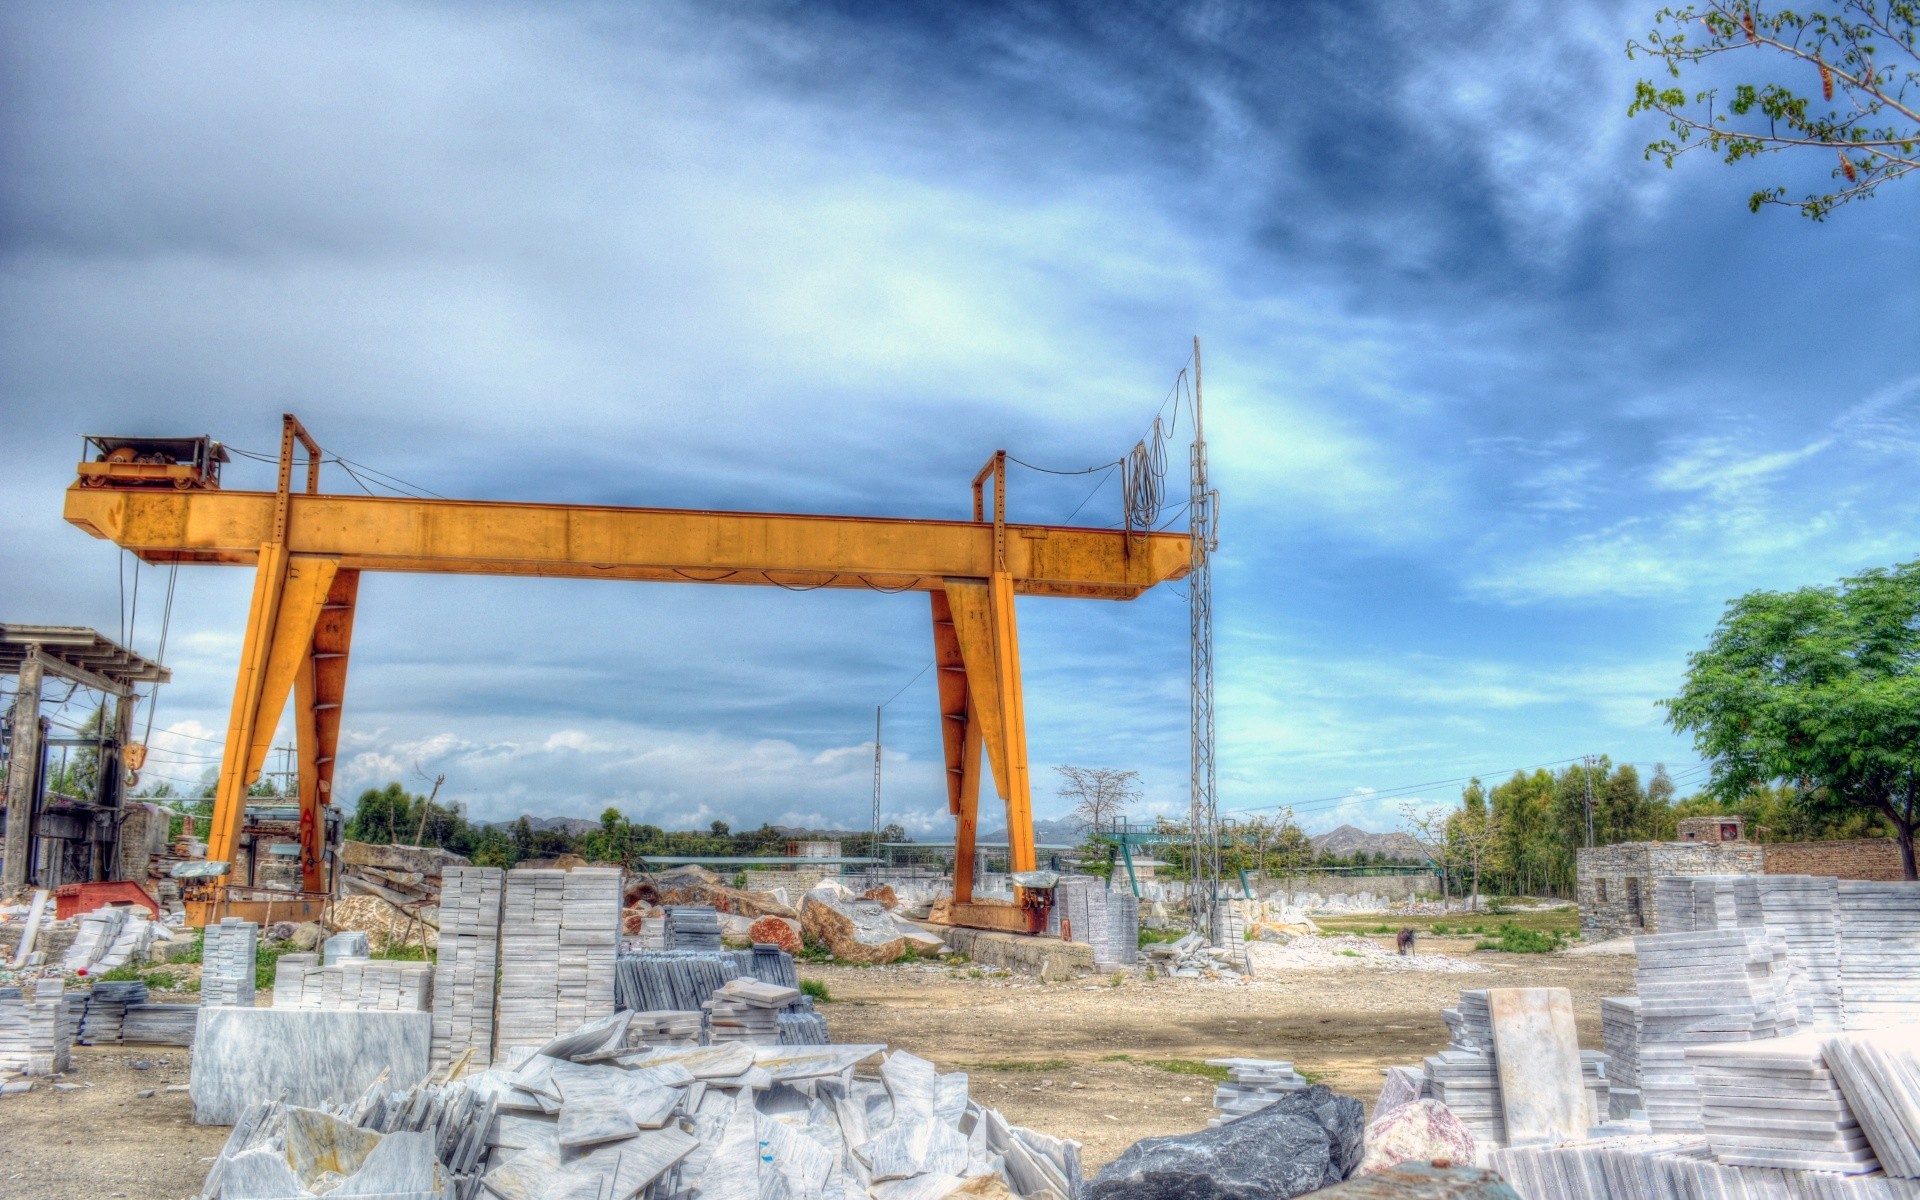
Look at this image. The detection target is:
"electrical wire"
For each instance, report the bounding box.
[139,562,179,749]
[879,661,933,709]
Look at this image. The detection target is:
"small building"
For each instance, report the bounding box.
[1575,840,1763,941]
[1677,815,1745,843]
[786,839,842,859]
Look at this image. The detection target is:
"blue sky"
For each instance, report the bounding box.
[3,1,1917,838]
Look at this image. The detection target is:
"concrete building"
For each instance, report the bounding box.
[1575,840,1763,940]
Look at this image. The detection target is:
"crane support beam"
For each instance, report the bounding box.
[64,487,1190,599]
[295,569,359,892]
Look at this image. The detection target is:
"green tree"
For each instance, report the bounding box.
[1629,2,1920,219]
[1666,561,1920,878]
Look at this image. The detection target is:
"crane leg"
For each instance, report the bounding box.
[207,551,340,874]
[295,569,359,893]
[941,576,1036,894]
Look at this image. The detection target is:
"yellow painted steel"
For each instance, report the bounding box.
[65,416,1187,918]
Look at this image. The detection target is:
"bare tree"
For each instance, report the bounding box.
[1054,766,1142,837]
[1446,795,1501,914]
[1399,801,1452,914]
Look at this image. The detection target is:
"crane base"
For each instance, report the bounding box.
[185,889,330,928]
[926,898,1048,935]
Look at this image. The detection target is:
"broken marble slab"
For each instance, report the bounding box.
[190,1007,432,1125]
[1488,987,1588,1147]
[881,1050,940,1127]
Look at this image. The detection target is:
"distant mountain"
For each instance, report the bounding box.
[977,816,1087,846]
[491,815,602,837]
[1309,824,1428,862]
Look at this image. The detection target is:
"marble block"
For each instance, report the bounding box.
[190,1007,432,1125]
[1488,987,1587,1146]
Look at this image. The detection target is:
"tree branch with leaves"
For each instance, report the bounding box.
[1629,1,1919,217]
[1053,765,1142,837]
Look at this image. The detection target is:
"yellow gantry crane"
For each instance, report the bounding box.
[64,417,1189,927]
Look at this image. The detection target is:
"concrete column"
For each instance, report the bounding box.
[3,649,45,894]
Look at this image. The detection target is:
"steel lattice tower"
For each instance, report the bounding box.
[1188,336,1221,937]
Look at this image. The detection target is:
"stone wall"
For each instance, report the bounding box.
[1575,841,1763,940]
[742,866,835,895]
[1258,871,1439,903]
[1762,838,1908,881]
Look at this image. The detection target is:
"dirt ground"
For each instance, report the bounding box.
[804,935,1635,1170]
[1,934,1634,1198]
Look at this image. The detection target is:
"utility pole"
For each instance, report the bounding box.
[870,706,883,878]
[1582,755,1598,849]
[1188,335,1221,939]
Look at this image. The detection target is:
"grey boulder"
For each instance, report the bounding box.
[1089,1085,1365,1200]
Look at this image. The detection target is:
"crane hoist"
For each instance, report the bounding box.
[64,416,1189,929]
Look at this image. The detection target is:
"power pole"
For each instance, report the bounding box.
[1582,755,1598,849]
[871,705,883,879]
[1188,335,1221,939]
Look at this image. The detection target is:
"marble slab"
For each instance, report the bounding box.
[190,1007,432,1125]
[1488,987,1587,1146]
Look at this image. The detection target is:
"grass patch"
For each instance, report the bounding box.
[1473,923,1569,954]
[1295,1066,1327,1085]
[1336,949,1361,958]
[91,963,143,982]
[371,942,432,962]
[1317,906,1577,938]
[800,979,831,1003]
[1138,928,1187,947]
[1102,1054,1230,1082]
[139,968,188,992]
[964,1058,1074,1073]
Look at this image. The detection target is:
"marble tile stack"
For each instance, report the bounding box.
[79,980,149,1043]
[1837,881,1920,1030]
[1685,1032,1878,1174]
[703,978,797,1045]
[1054,876,1112,963]
[272,953,322,1008]
[1425,989,1506,1147]
[1654,877,1697,933]
[557,867,621,1037]
[432,865,504,1071]
[496,868,567,1055]
[201,918,259,1007]
[323,931,371,964]
[1686,875,1763,931]
[1105,888,1140,966]
[1757,874,1844,1029]
[0,978,68,1075]
[664,905,723,951]
[335,960,434,1011]
[496,868,619,1056]
[1601,997,1643,1119]
[121,1003,198,1046]
[1581,1049,1612,1127]
[628,1010,705,1047]
[1207,1058,1310,1125]
[1824,1028,1920,1179]
[1632,928,1799,1135]
[614,950,755,1011]
[59,905,155,973]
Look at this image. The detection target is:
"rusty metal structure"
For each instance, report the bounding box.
[64,417,1189,927]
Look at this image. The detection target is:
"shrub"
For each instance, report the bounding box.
[1474,923,1567,954]
[800,979,831,1003]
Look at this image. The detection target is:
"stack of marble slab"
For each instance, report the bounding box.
[79,980,149,1043]
[201,919,259,1007]
[1602,996,1643,1118]
[335,960,433,1011]
[271,954,321,1007]
[1654,877,1698,933]
[1757,874,1844,1028]
[1685,1032,1878,1173]
[1210,900,1248,969]
[1686,875,1764,931]
[1053,876,1111,963]
[664,904,723,951]
[1581,1049,1612,1127]
[1425,991,1504,1146]
[557,867,621,1037]
[1633,928,1799,1134]
[1207,1057,1309,1125]
[0,978,68,1075]
[431,865,503,1071]
[1838,881,1920,1030]
[322,931,370,964]
[1824,1027,1920,1178]
[627,1009,704,1047]
[703,978,795,1044]
[497,868,620,1055]
[60,905,157,973]
[121,1002,198,1046]
[1105,888,1141,967]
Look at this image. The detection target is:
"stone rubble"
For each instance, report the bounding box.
[1088,1083,1364,1200]
[1207,1058,1310,1126]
